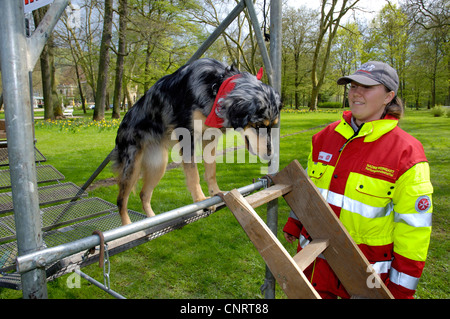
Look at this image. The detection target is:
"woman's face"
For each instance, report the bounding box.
[348,81,395,125]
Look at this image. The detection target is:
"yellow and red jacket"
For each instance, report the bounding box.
[283,111,433,299]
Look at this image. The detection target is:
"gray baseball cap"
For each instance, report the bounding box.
[337,61,399,94]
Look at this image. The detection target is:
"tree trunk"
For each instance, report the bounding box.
[40,45,54,120]
[33,8,54,120]
[308,0,358,111]
[309,86,319,111]
[294,53,300,109]
[342,85,348,108]
[93,0,113,121]
[50,42,63,118]
[112,0,128,119]
[75,64,86,114]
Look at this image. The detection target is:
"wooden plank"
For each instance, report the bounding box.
[272,160,394,299]
[293,239,329,272]
[223,189,320,299]
[245,184,292,208]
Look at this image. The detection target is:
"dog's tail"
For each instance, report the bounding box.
[110,146,121,175]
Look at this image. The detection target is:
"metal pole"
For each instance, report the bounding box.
[16,181,266,274]
[76,149,114,196]
[75,269,126,299]
[0,1,47,299]
[243,0,273,85]
[263,0,282,300]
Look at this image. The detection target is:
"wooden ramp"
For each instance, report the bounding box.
[222,160,394,299]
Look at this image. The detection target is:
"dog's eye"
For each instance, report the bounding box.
[251,119,272,129]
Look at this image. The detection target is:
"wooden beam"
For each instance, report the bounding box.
[223,189,320,299]
[245,184,292,208]
[293,239,329,272]
[272,160,394,299]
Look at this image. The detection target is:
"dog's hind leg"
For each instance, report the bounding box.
[117,149,143,225]
[140,145,168,217]
[183,161,207,203]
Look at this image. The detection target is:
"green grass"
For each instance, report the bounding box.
[397,110,449,299]
[0,108,447,299]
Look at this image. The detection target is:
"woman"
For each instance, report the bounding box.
[283,61,433,299]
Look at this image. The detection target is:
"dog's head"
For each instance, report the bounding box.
[220,72,281,161]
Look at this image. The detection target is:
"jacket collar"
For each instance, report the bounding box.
[336,111,398,142]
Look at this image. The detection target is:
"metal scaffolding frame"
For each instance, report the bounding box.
[0,0,282,299]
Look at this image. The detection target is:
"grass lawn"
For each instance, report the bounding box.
[0,107,447,299]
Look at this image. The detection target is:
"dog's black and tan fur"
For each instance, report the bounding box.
[112,58,281,225]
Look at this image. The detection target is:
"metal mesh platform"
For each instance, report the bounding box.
[45,208,213,283]
[0,164,64,189]
[0,205,215,289]
[0,142,218,292]
[0,209,146,290]
[41,197,118,232]
[0,272,21,290]
[0,146,47,167]
[0,199,146,278]
[0,182,87,215]
[0,197,116,243]
[43,210,146,248]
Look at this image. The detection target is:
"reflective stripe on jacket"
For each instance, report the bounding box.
[283,111,433,299]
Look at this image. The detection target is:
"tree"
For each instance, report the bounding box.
[33,7,64,120]
[331,22,363,107]
[282,6,317,108]
[403,0,450,106]
[93,0,113,121]
[126,0,202,93]
[373,4,409,100]
[193,0,263,73]
[403,0,450,30]
[112,0,128,119]
[33,8,54,120]
[309,0,360,110]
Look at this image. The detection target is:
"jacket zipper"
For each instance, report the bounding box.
[339,123,364,152]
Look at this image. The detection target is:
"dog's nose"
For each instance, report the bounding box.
[261,152,273,161]
[266,142,272,158]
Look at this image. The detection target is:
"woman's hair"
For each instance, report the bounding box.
[382,87,404,119]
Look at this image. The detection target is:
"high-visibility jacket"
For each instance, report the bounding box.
[283,111,433,299]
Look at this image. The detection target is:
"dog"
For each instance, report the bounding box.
[112,58,281,225]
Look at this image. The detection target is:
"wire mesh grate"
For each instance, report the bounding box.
[0,197,116,243]
[0,241,18,273]
[0,199,215,289]
[41,197,118,231]
[0,146,47,167]
[0,165,64,189]
[0,272,21,290]
[0,182,87,215]
[0,207,146,275]
[0,215,15,242]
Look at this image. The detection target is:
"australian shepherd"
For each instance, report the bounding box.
[112,58,281,225]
